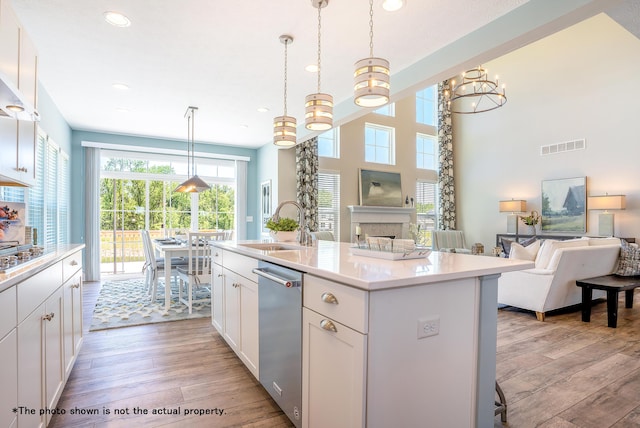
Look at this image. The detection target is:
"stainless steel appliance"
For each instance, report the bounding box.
[0,242,45,273]
[253,261,303,428]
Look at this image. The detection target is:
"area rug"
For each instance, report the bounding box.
[89,277,211,331]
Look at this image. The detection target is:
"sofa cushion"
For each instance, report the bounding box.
[534,238,588,269]
[588,237,622,246]
[615,240,640,276]
[509,240,541,261]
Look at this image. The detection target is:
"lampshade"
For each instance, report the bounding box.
[587,195,626,211]
[273,35,297,147]
[173,175,211,193]
[499,200,526,213]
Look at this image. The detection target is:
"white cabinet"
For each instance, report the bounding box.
[0,286,17,428]
[63,271,83,376]
[212,248,260,380]
[0,0,20,84]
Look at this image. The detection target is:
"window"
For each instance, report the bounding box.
[416,133,437,170]
[416,85,437,126]
[318,127,340,158]
[374,103,395,117]
[318,171,340,234]
[415,180,437,247]
[365,123,395,165]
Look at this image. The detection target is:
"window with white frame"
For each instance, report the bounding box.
[317,171,340,234]
[416,133,437,170]
[415,180,437,247]
[317,127,340,158]
[365,123,395,165]
[374,102,395,117]
[416,85,437,126]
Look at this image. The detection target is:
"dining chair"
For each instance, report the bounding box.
[176,231,216,313]
[310,231,335,242]
[140,230,188,302]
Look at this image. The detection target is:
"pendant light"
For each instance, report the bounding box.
[174,106,211,193]
[447,66,507,114]
[305,0,333,131]
[273,35,297,147]
[354,0,390,107]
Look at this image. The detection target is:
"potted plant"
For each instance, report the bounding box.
[266,217,299,242]
[521,210,540,235]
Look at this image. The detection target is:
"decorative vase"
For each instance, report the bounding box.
[269,230,298,242]
[525,225,536,235]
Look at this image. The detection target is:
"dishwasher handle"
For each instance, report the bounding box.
[252,267,300,288]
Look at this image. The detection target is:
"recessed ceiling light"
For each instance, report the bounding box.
[382,0,405,12]
[116,107,131,113]
[257,107,269,113]
[112,83,129,90]
[239,124,249,129]
[104,11,131,27]
[305,64,318,73]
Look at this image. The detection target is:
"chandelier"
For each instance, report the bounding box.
[448,66,507,114]
[273,35,297,147]
[174,106,211,193]
[305,0,333,131]
[353,0,390,108]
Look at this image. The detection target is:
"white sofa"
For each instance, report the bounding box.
[498,237,621,321]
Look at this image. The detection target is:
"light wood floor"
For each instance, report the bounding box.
[50,279,640,428]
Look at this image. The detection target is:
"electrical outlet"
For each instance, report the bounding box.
[417,316,440,339]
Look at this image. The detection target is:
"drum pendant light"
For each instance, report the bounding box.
[174,106,211,193]
[273,35,297,147]
[305,0,333,131]
[353,0,390,108]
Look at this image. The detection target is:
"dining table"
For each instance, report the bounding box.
[153,232,226,312]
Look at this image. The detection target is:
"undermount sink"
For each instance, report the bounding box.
[239,242,303,251]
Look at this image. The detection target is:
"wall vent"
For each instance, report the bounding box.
[540,139,585,156]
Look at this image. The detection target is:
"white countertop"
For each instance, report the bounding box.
[214,240,533,291]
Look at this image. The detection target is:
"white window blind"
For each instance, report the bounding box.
[45,141,59,248]
[318,172,340,234]
[29,134,46,245]
[58,152,70,244]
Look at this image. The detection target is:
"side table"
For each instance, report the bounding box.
[575,274,640,328]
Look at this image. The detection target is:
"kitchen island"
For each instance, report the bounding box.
[212,240,532,428]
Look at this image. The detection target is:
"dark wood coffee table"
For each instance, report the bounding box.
[576,274,640,328]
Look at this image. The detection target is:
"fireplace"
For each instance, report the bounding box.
[348,206,415,242]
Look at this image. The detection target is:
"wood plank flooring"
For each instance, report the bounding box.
[50,279,640,427]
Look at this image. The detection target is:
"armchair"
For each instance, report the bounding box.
[431,230,471,254]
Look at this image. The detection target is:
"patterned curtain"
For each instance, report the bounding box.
[437,80,456,230]
[295,137,318,232]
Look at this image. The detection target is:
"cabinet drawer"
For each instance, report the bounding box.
[62,250,83,283]
[212,246,223,266]
[223,250,258,282]
[0,286,17,339]
[304,275,368,334]
[17,261,63,323]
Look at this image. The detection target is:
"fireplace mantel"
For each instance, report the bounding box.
[348,205,415,241]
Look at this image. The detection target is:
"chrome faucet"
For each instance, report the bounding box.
[272,200,311,246]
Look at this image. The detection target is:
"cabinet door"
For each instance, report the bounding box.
[17,303,45,428]
[44,287,64,425]
[18,28,37,106]
[239,277,258,378]
[0,119,18,182]
[0,0,20,84]
[223,269,241,352]
[0,329,17,428]
[63,271,82,376]
[212,263,224,334]
[302,308,367,428]
[16,120,36,185]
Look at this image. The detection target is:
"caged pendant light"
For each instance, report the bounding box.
[273,35,297,147]
[174,106,211,193]
[354,0,390,108]
[447,66,507,114]
[305,0,333,131]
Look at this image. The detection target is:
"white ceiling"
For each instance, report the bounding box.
[9,0,632,149]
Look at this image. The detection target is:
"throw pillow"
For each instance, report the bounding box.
[509,240,541,261]
[615,240,640,276]
[500,236,536,256]
[534,239,588,269]
[589,237,623,246]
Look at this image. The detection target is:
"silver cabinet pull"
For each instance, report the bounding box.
[320,319,337,332]
[321,292,338,304]
[217,273,223,277]
[214,252,219,257]
[42,313,55,322]
[71,283,80,289]
[16,167,28,172]
[70,260,78,266]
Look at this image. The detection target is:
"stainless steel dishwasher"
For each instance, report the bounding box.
[252,261,303,428]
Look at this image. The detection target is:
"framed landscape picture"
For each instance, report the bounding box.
[541,176,586,232]
[358,169,403,207]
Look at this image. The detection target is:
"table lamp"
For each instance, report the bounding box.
[587,194,626,237]
[499,199,526,234]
